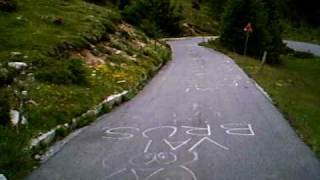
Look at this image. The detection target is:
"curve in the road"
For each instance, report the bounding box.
[285,40,320,56]
[27,37,320,180]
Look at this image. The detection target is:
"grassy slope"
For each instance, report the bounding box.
[0,0,170,179]
[171,0,219,35]
[204,41,320,157]
[0,0,118,61]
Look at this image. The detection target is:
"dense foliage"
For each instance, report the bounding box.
[122,0,183,37]
[207,0,227,19]
[35,59,88,85]
[220,0,283,64]
[0,0,17,12]
[0,67,15,126]
[0,89,10,125]
[277,0,320,27]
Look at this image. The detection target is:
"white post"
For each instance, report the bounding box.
[257,51,268,74]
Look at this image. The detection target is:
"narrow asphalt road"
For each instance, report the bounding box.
[27,38,320,180]
[285,40,320,56]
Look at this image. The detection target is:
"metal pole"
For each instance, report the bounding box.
[257,51,268,74]
[244,32,249,56]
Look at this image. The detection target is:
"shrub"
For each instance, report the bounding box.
[0,89,10,126]
[119,0,130,10]
[68,59,88,84]
[139,19,162,38]
[192,0,201,10]
[208,0,227,18]
[122,0,183,37]
[85,0,118,5]
[36,59,88,85]
[220,0,284,64]
[0,66,17,87]
[0,68,10,86]
[293,51,314,59]
[0,0,17,12]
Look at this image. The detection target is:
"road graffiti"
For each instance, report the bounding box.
[102,151,199,180]
[102,123,254,141]
[101,123,255,179]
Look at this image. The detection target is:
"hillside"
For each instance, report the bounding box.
[1,0,320,179]
[0,0,170,179]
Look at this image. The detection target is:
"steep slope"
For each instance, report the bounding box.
[0,0,170,179]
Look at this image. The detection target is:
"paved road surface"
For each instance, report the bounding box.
[285,40,320,56]
[27,38,320,180]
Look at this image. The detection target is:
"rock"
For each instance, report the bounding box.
[10,110,27,126]
[34,154,41,161]
[10,51,22,56]
[53,17,64,25]
[77,49,105,67]
[30,129,56,148]
[105,91,128,105]
[115,50,122,55]
[21,90,28,96]
[27,100,38,106]
[0,174,7,180]
[117,80,126,84]
[8,62,27,70]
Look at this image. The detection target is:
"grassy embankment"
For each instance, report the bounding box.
[0,0,170,179]
[203,40,320,158]
[171,0,219,36]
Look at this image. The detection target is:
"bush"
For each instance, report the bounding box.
[0,89,10,126]
[208,0,227,19]
[220,0,284,64]
[36,59,88,85]
[85,0,118,5]
[119,0,130,10]
[0,0,17,12]
[85,0,107,5]
[0,68,11,86]
[0,66,16,87]
[122,0,183,37]
[192,0,201,10]
[293,51,315,59]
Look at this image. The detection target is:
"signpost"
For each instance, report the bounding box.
[243,23,253,56]
[257,50,268,74]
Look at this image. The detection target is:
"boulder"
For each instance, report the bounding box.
[8,62,27,70]
[10,110,27,126]
[0,174,7,180]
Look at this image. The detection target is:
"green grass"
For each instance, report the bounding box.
[0,0,171,179]
[171,0,219,35]
[203,40,320,158]
[0,0,119,62]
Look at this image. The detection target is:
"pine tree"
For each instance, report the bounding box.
[122,0,183,37]
[220,0,283,64]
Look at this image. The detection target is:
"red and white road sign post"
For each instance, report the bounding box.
[243,23,253,56]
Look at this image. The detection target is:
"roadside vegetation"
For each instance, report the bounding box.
[171,0,220,35]
[1,0,319,179]
[0,0,171,179]
[282,22,320,45]
[201,0,320,157]
[203,40,320,157]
